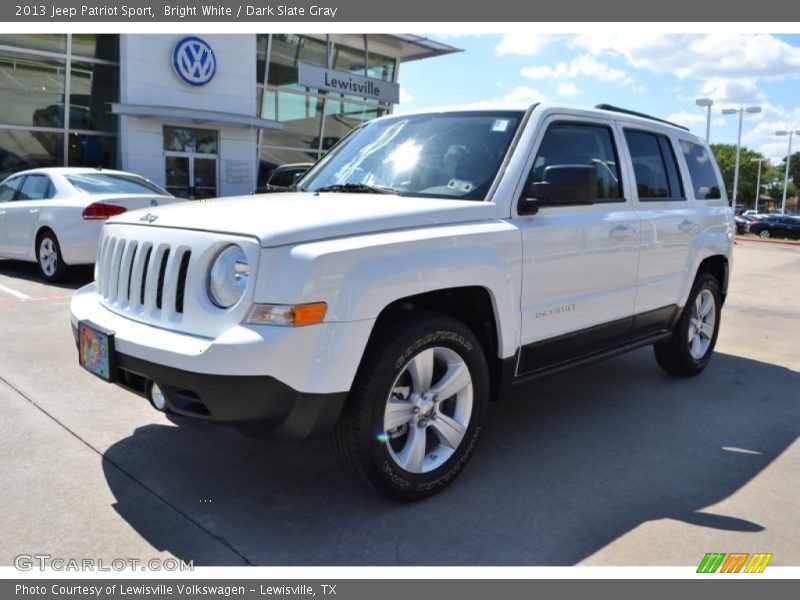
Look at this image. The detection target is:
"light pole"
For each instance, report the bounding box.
[776,129,800,215]
[696,98,714,142]
[750,157,765,213]
[722,105,761,206]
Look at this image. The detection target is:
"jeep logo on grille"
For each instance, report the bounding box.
[140,213,159,223]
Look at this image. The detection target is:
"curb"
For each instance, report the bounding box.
[735,236,800,247]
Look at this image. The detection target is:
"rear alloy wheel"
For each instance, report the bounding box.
[331,312,489,501]
[654,273,721,376]
[759,229,771,239]
[36,231,69,282]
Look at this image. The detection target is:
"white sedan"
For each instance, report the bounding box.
[0,168,181,282]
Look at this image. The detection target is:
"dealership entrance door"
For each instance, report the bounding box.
[163,125,218,199]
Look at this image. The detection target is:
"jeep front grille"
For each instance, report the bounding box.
[96,236,191,316]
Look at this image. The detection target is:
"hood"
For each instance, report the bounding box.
[108,192,499,247]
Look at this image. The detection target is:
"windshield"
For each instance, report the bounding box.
[65,172,170,196]
[298,111,525,200]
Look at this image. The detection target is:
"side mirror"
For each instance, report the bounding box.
[519,165,597,215]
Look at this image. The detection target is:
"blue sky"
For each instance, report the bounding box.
[397,33,800,163]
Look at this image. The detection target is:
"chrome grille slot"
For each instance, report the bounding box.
[134,244,153,308]
[96,236,113,296]
[107,239,126,302]
[155,249,170,310]
[139,245,155,308]
[101,238,118,299]
[175,250,191,314]
[121,242,138,304]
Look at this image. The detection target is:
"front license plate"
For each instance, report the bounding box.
[78,321,116,381]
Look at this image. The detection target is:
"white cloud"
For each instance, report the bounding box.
[665,110,706,127]
[572,33,800,81]
[700,77,764,106]
[501,85,547,104]
[521,55,632,84]
[399,88,415,104]
[556,82,581,97]
[496,34,561,56]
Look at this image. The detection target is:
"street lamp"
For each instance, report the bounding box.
[722,105,762,206]
[776,129,800,215]
[750,157,765,213]
[695,98,714,142]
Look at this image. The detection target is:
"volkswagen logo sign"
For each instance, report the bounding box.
[172,36,216,87]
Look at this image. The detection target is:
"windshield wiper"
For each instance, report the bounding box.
[314,183,398,195]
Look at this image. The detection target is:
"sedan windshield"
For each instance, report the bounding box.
[299,111,525,200]
[65,172,170,196]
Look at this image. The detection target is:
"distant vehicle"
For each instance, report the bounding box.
[734,215,750,235]
[741,209,766,218]
[0,168,181,281]
[748,215,800,240]
[255,163,313,194]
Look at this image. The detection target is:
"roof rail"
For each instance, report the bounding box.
[594,104,690,132]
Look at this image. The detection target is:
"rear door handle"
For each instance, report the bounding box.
[679,220,698,233]
[29,208,39,214]
[610,225,636,240]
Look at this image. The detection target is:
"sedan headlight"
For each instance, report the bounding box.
[208,245,249,308]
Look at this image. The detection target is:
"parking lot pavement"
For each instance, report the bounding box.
[0,243,798,566]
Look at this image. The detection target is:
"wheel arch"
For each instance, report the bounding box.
[360,286,513,402]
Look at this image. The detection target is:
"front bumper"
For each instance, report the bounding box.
[72,324,347,439]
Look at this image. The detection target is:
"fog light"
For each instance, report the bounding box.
[150,383,167,411]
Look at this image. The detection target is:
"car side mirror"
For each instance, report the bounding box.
[519,165,598,215]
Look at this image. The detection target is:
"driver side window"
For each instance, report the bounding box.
[531,122,623,202]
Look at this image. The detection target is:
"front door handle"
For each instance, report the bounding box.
[29,208,39,214]
[679,220,698,233]
[0,210,6,216]
[610,225,636,240]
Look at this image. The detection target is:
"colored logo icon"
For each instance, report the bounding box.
[697,552,773,573]
[172,36,216,86]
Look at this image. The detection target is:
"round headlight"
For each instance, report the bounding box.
[208,245,249,308]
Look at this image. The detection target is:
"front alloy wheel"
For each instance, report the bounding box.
[331,312,489,501]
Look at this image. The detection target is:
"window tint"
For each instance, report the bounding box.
[625,130,684,200]
[531,122,623,201]
[679,140,722,200]
[18,174,52,200]
[0,176,24,202]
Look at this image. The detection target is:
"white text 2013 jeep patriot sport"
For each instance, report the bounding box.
[71,103,733,500]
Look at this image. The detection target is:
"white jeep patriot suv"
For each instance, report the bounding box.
[71,103,733,500]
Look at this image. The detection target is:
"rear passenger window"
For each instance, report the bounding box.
[680,140,722,199]
[17,174,52,200]
[531,122,623,202]
[625,130,684,201]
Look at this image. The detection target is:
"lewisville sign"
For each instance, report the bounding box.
[298,62,400,104]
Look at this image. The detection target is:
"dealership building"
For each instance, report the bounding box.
[0,34,458,197]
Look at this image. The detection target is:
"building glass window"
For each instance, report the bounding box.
[267,34,328,91]
[0,34,119,178]
[70,61,119,132]
[0,51,67,129]
[70,34,119,62]
[262,89,323,150]
[163,126,218,154]
[67,134,116,169]
[0,34,67,54]
[0,129,64,179]
[322,98,388,144]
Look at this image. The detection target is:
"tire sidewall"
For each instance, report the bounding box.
[362,320,489,499]
[36,231,62,282]
[677,275,721,371]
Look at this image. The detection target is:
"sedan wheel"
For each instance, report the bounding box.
[36,232,68,282]
[760,229,771,239]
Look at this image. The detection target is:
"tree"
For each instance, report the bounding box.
[710,144,772,207]
[776,150,800,192]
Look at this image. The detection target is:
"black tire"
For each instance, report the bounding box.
[36,230,70,283]
[330,311,490,501]
[654,273,721,376]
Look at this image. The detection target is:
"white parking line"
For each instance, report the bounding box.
[0,283,31,300]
